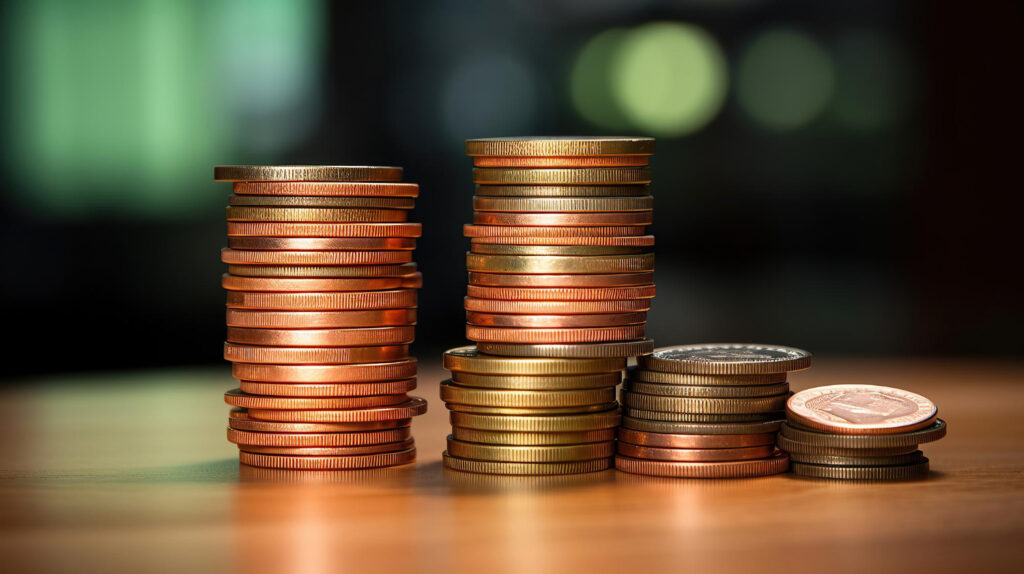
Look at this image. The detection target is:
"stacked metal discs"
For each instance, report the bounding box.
[213,165,427,470]
[780,384,946,480]
[441,137,656,475]
[615,344,811,478]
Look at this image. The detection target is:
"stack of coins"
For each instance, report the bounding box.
[780,384,946,480]
[213,165,427,470]
[615,344,811,478]
[440,346,623,475]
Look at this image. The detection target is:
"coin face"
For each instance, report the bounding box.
[639,344,812,374]
[787,385,938,435]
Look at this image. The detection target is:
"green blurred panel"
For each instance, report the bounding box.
[569,28,632,131]
[4,0,323,219]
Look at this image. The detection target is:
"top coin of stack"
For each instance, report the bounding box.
[615,344,811,478]
[464,136,657,359]
[213,165,427,470]
[780,384,946,480]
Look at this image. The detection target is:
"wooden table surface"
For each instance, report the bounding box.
[0,358,1021,573]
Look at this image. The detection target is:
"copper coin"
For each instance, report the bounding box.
[614,451,790,478]
[221,275,412,292]
[239,438,415,456]
[214,165,402,182]
[221,249,413,266]
[226,290,417,310]
[232,360,417,383]
[470,244,649,256]
[238,448,416,470]
[475,184,650,198]
[473,212,651,227]
[471,235,654,247]
[466,311,645,328]
[228,195,415,209]
[617,443,775,462]
[227,427,411,447]
[247,397,428,422]
[226,206,408,223]
[473,196,653,213]
[229,409,410,432]
[787,385,938,435]
[225,308,416,328]
[464,297,650,314]
[472,166,651,185]
[227,237,416,250]
[476,340,654,359]
[617,429,777,449]
[227,263,418,278]
[466,324,644,344]
[232,181,418,197]
[463,224,645,237]
[225,390,409,410]
[226,222,422,238]
[224,343,408,364]
[239,379,416,397]
[473,156,648,168]
[468,272,654,288]
[466,285,656,301]
[226,326,415,346]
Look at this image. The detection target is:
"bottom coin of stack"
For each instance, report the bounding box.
[780,384,946,480]
[615,343,812,478]
[440,346,623,475]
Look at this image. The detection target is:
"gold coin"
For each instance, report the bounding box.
[442,452,611,475]
[450,427,616,446]
[226,221,422,238]
[615,451,790,478]
[473,196,653,212]
[475,184,649,197]
[449,409,621,432]
[232,181,418,197]
[791,460,930,481]
[638,344,812,375]
[621,416,784,435]
[620,391,790,414]
[465,136,655,157]
[623,381,790,398]
[621,408,780,423]
[470,244,649,256]
[466,253,654,274]
[239,448,416,470]
[221,249,413,266]
[473,167,651,185]
[440,381,615,408]
[451,371,621,390]
[214,165,402,182]
[779,420,947,448]
[775,434,919,457]
[627,368,786,386]
[788,450,926,467]
[446,402,618,416]
[476,340,654,359]
[442,346,625,375]
[446,436,615,463]
[225,206,408,223]
[227,263,418,278]
[228,195,415,209]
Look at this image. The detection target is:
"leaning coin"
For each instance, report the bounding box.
[446,437,616,463]
[614,451,790,478]
[476,340,654,359]
[787,384,938,435]
[442,452,612,475]
[791,459,930,481]
[779,420,947,448]
[638,344,812,375]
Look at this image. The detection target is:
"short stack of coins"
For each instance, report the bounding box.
[780,384,946,480]
[615,344,811,478]
[440,346,623,475]
[213,165,427,470]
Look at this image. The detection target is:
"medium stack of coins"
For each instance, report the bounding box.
[615,344,811,478]
[213,165,427,470]
[780,384,946,480]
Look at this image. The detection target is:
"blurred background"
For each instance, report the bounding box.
[1,0,1020,379]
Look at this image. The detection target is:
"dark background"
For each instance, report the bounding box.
[1,0,1021,379]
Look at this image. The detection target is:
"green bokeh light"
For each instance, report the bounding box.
[609,22,728,137]
[569,28,631,131]
[736,28,835,131]
[832,31,910,132]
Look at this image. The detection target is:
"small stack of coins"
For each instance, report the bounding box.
[780,384,946,480]
[440,346,623,475]
[615,344,811,478]
[213,165,427,470]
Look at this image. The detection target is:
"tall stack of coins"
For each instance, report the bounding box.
[440,137,655,475]
[615,344,811,478]
[780,384,946,480]
[213,165,427,470]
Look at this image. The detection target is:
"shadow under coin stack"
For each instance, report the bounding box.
[616,344,811,478]
[213,165,427,470]
[781,384,946,480]
[440,137,657,476]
